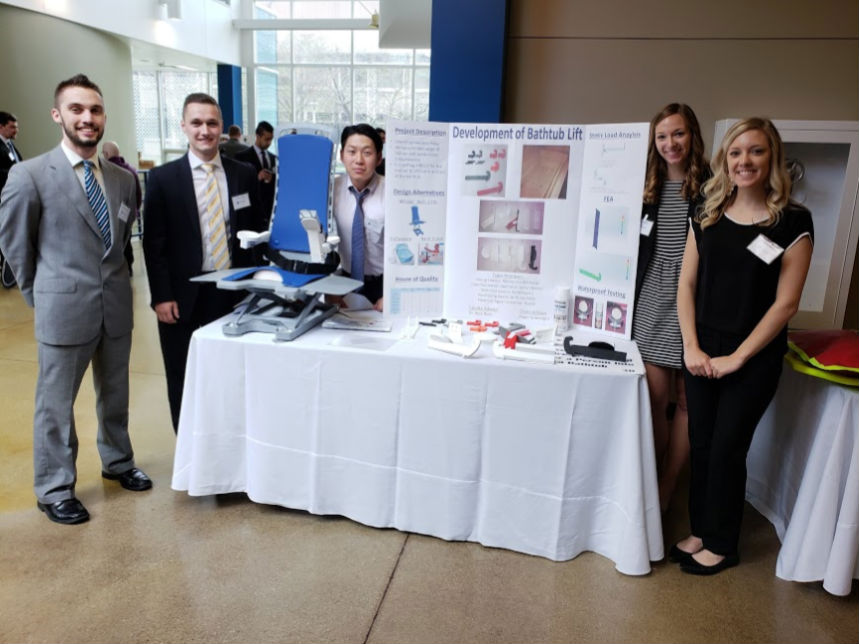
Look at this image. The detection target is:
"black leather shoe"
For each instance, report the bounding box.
[37,498,90,525]
[102,467,152,491]
[681,553,740,576]
[668,542,699,564]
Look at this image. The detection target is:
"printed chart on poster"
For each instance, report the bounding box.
[570,124,648,339]
[383,120,449,316]
[385,121,648,339]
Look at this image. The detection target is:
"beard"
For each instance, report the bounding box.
[60,118,103,149]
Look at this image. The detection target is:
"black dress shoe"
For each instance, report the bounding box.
[37,498,90,525]
[668,542,699,564]
[681,553,740,576]
[102,467,152,491]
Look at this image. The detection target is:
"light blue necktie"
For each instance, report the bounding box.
[83,160,112,249]
[349,186,368,281]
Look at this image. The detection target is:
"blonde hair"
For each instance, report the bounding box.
[699,117,792,229]
[642,103,707,205]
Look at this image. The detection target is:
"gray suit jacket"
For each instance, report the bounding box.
[0,145,137,345]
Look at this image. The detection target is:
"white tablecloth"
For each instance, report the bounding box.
[173,321,663,575]
[746,366,859,596]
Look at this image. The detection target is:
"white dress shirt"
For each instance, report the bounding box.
[333,172,385,277]
[187,150,231,271]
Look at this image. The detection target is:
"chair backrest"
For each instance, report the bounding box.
[269,133,335,253]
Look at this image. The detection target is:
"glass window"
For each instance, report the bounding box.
[255,30,291,64]
[354,67,412,124]
[293,66,351,125]
[133,71,161,164]
[414,67,430,120]
[353,31,412,65]
[415,49,431,66]
[293,31,350,65]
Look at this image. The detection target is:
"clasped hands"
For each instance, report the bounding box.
[684,347,744,379]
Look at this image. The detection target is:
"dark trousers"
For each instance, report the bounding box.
[343,271,383,304]
[157,283,240,432]
[683,326,784,555]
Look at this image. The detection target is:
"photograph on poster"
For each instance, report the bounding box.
[420,242,444,265]
[582,205,632,254]
[476,238,542,274]
[605,301,628,334]
[575,249,634,287]
[521,145,571,199]
[478,200,545,234]
[409,205,426,236]
[459,145,508,197]
[573,296,594,326]
[390,242,416,265]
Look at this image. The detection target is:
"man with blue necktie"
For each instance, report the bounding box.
[332,123,385,310]
[0,74,151,525]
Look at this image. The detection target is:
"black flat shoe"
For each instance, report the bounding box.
[668,542,699,564]
[681,553,740,576]
[102,467,152,491]
[37,498,90,525]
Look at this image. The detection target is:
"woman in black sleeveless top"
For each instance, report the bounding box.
[673,118,814,575]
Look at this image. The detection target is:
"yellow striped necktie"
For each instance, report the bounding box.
[201,163,230,270]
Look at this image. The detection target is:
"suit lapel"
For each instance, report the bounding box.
[47,146,102,240]
[177,156,203,245]
[223,159,239,237]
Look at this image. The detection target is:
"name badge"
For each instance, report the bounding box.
[640,216,654,237]
[118,203,131,223]
[747,233,783,264]
[231,193,251,210]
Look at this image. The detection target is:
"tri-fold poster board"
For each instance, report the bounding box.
[383,119,648,339]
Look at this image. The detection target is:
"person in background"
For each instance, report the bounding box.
[632,103,709,513]
[0,111,22,194]
[375,126,386,176]
[0,110,22,287]
[0,74,151,525]
[673,117,813,575]
[235,120,277,226]
[142,93,264,432]
[332,123,385,311]
[219,124,249,158]
[102,141,142,275]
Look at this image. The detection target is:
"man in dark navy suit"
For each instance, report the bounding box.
[0,111,22,194]
[142,93,264,432]
[234,120,277,226]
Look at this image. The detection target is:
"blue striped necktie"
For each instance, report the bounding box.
[349,186,369,281]
[82,160,112,249]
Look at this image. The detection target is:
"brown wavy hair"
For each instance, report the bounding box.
[699,117,792,229]
[642,103,707,205]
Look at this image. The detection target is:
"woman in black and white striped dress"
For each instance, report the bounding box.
[632,103,708,512]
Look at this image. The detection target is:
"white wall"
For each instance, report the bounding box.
[0,0,241,65]
[0,5,137,162]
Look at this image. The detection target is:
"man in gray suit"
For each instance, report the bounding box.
[0,74,151,525]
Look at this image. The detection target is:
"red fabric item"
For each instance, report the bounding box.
[787,330,859,373]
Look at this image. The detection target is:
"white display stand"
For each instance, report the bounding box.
[713,120,859,329]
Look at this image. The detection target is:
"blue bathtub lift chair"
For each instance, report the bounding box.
[191,131,362,341]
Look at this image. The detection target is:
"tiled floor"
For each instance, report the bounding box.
[0,241,856,643]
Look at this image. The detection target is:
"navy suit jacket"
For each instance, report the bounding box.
[234,145,276,224]
[142,154,264,317]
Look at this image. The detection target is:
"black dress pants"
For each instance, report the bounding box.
[683,326,784,555]
[157,283,241,432]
